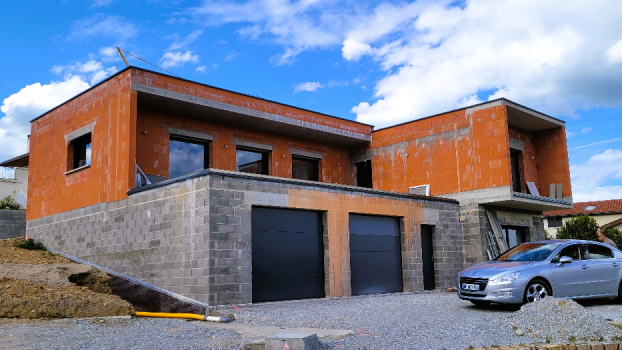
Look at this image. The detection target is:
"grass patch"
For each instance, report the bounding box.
[14,238,47,251]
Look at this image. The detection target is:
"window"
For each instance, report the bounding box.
[510,150,522,192]
[547,217,563,228]
[356,160,373,188]
[501,225,526,248]
[292,156,319,181]
[68,133,92,171]
[169,136,209,179]
[586,244,613,260]
[584,205,596,211]
[551,244,581,263]
[237,147,269,175]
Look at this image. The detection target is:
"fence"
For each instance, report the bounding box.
[15,190,27,209]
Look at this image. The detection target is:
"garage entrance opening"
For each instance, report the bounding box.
[349,214,402,296]
[251,207,324,302]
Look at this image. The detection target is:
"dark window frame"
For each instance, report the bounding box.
[355,159,373,188]
[168,135,210,179]
[291,155,319,181]
[236,146,270,175]
[67,133,92,171]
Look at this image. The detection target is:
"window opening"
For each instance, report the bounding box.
[547,216,562,228]
[169,136,209,179]
[356,160,373,188]
[237,147,269,175]
[68,133,92,171]
[292,156,319,181]
[501,225,526,248]
[510,150,522,192]
[586,244,613,259]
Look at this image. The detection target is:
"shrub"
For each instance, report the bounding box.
[603,227,622,249]
[14,238,47,251]
[556,214,599,241]
[0,196,21,210]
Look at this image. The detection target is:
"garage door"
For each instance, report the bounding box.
[252,207,324,302]
[349,214,402,296]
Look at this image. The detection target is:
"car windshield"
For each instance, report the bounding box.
[495,243,561,261]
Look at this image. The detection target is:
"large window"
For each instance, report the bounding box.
[169,136,209,179]
[510,150,522,192]
[68,133,92,171]
[292,156,319,181]
[237,147,269,175]
[356,160,373,188]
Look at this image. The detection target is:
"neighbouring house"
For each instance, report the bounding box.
[0,152,29,238]
[25,66,572,306]
[544,200,622,238]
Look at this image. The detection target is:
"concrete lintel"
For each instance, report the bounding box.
[131,83,371,145]
[291,149,323,159]
[64,120,96,144]
[465,100,503,116]
[235,140,273,152]
[509,138,525,151]
[350,151,373,164]
[169,127,214,141]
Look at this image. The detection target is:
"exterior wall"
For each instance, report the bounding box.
[0,167,28,202]
[534,126,572,199]
[136,108,355,185]
[0,210,26,239]
[459,204,545,265]
[27,70,136,221]
[544,213,622,238]
[508,126,539,193]
[27,171,461,305]
[356,103,512,196]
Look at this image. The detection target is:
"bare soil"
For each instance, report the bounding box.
[0,238,134,319]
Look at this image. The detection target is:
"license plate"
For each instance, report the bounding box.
[462,283,479,291]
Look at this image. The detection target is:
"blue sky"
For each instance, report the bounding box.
[1,0,622,202]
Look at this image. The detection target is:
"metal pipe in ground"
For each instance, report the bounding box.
[135,311,231,323]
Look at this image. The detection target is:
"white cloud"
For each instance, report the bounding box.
[566,127,592,138]
[91,0,113,8]
[570,149,622,201]
[99,46,116,58]
[575,136,622,150]
[192,0,622,127]
[224,52,241,61]
[51,59,117,85]
[294,81,324,93]
[68,14,137,42]
[196,66,207,72]
[159,51,200,69]
[168,30,203,51]
[606,40,622,64]
[0,76,90,161]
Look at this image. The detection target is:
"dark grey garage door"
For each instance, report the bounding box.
[350,214,402,296]
[252,207,324,302]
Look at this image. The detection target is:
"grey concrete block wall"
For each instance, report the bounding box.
[27,170,463,306]
[0,209,26,239]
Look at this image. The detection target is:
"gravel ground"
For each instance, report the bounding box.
[2,292,622,350]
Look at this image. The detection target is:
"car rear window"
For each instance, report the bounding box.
[496,243,560,261]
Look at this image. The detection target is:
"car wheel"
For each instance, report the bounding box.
[616,280,622,303]
[524,279,551,303]
[469,300,491,307]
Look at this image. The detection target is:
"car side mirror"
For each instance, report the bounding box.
[559,256,573,264]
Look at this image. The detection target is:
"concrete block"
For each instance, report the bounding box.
[243,340,266,350]
[265,333,318,350]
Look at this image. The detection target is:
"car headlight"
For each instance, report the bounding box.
[490,272,521,284]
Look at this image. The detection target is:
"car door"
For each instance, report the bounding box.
[583,243,619,295]
[549,244,593,297]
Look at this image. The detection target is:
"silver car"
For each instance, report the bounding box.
[457,239,622,305]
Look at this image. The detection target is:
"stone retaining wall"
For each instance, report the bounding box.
[0,209,26,239]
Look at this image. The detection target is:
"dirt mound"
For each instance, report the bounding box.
[0,238,71,264]
[0,263,113,294]
[0,277,134,319]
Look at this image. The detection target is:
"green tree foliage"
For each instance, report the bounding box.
[603,227,622,249]
[0,196,21,210]
[14,238,47,251]
[556,214,599,241]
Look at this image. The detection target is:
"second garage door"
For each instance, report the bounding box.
[252,207,324,302]
[350,214,402,296]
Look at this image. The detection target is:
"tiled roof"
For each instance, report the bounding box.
[0,153,29,167]
[544,199,622,217]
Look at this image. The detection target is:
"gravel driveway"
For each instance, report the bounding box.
[2,291,622,350]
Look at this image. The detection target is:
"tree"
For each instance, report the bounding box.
[556,214,599,241]
[0,196,21,210]
[603,227,622,249]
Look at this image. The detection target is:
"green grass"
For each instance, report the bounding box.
[14,238,47,251]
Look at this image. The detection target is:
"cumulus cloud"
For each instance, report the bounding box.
[167,30,203,51]
[51,58,117,85]
[566,127,592,138]
[68,14,137,42]
[192,0,622,127]
[91,0,113,8]
[160,51,199,69]
[294,81,324,93]
[0,77,90,161]
[224,52,241,61]
[570,149,622,201]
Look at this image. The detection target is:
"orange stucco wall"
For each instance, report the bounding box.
[28,71,136,221]
[136,107,355,184]
[363,104,512,196]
